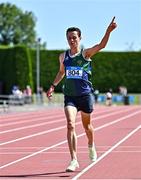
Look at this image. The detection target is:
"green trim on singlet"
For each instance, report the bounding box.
[63,49,93,96]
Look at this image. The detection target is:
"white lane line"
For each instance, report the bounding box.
[0,107,130,134]
[0,108,137,145]
[72,124,141,180]
[0,117,66,134]
[0,140,67,169]
[0,110,141,146]
[0,110,141,169]
[1,106,134,127]
[0,107,120,128]
[0,125,66,145]
[77,110,141,138]
[0,107,114,129]
[1,151,141,155]
[0,114,65,127]
[1,145,141,149]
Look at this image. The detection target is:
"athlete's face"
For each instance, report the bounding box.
[67,31,81,48]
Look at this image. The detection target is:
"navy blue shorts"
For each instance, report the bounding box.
[64,93,95,113]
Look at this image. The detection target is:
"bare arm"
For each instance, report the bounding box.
[52,53,65,86]
[84,17,117,59]
[46,53,65,98]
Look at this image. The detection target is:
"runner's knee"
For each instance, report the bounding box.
[67,121,75,130]
[84,124,93,131]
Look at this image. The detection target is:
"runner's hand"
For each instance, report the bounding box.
[46,85,55,99]
[107,16,117,32]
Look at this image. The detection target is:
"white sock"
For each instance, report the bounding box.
[88,143,95,148]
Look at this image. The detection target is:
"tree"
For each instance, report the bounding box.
[0,3,37,47]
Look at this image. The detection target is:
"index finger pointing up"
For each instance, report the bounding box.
[111,16,115,23]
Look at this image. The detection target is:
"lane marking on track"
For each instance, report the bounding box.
[0,114,65,127]
[0,107,124,127]
[1,150,141,155]
[0,140,68,169]
[0,107,138,143]
[0,125,66,145]
[0,117,66,134]
[72,124,141,180]
[1,106,136,127]
[1,145,141,149]
[0,110,141,169]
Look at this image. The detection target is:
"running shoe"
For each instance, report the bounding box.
[89,147,97,162]
[66,159,79,172]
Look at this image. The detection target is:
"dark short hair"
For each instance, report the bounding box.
[66,27,81,37]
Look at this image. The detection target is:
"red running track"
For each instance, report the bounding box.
[0,105,141,180]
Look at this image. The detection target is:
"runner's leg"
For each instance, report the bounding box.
[65,105,78,160]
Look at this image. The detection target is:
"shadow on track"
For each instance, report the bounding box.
[0,171,76,178]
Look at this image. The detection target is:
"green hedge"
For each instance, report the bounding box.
[0,46,33,94]
[0,46,141,94]
[91,52,141,93]
[29,49,63,93]
[41,51,141,93]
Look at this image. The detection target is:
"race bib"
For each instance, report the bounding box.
[66,66,83,79]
